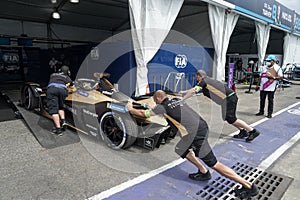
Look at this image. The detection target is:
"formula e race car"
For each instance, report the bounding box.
[20,73,173,150]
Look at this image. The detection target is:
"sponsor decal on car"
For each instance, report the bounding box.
[64,104,77,115]
[145,137,154,149]
[86,123,97,131]
[89,131,98,137]
[107,102,127,113]
[83,108,98,118]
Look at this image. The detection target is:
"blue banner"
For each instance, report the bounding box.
[226,0,299,32]
[274,2,294,30]
[226,0,275,23]
[293,12,300,34]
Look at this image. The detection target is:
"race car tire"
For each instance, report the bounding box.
[22,85,39,110]
[99,112,137,149]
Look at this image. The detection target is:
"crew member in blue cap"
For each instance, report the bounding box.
[255,55,283,118]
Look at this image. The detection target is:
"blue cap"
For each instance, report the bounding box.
[265,55,277,61]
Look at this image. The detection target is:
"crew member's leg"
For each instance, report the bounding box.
[46,87,63,135]
[186,151,208,174]
[211,162,258,198]
[196,133,259,198]
[267,91,275,118]
[212,162,251,188]
[257,91,267,115]
[176,128,211,181]
[57,89,68,130]
[228,95,260,141]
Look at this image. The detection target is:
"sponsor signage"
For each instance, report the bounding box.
[274,2,294,30]
[293,12,300,34]
[225,0,299,32]
[174,54,187,68]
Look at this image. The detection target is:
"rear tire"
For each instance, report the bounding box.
[99,112,137,149]
[22,86,39,110]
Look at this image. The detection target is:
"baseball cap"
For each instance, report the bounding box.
[265,55,277,61]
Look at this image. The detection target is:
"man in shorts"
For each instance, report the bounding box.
[180,70,260,142]
[46,65,72,136]
[127,90,259,199]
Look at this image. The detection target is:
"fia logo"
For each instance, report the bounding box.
[175,54,187,68]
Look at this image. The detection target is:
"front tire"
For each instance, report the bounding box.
[99,112,137,149]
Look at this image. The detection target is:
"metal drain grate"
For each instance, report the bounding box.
[195,162,293,200]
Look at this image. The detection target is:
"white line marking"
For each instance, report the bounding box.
[258,131,300,170]
[229,101,300,136]
[87,159,185,200]
[87,101,300,200]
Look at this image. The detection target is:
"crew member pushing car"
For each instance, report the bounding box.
[46,65,72,136]
[126,90,258,199]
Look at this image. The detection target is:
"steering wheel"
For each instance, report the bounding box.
[75,78,97,91]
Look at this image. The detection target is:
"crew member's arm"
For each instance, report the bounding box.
[126,102,155,118]
[178,89,188,95]
[182,85,202,100]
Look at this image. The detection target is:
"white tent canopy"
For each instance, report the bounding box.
[255,22,271,67]
[282,33,300,68]
[208,4,239,81]
[129,0,184,96]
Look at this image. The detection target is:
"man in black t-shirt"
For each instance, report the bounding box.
[46,65,72,136]
[127,90,258,199]
[180,70,260,142]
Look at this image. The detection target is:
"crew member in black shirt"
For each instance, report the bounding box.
[46,65,72,136]
[180,70,260,142]
[127,90,258,199]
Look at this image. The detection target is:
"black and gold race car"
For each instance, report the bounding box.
[20,73,173,150]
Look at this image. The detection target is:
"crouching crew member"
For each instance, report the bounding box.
[126,90,259,199]
[46,65,72,136]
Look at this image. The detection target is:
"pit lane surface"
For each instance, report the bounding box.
[90,102,300,199]
[0,83,300,200]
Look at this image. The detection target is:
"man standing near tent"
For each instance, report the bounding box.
[180,70,260,142]
[255,55,283,118]
[126,90,259,199]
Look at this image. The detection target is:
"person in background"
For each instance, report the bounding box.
[49,57,59,73]
[127,90,259,199]
[180,70,260,142]
[255,55,283,118]
[46,65,72,136]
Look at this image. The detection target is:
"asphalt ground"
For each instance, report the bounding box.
[0,81,299,200]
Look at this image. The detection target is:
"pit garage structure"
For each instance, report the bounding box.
[0,0,300,95]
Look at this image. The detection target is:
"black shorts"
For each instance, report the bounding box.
[46,87,68,115]
[221,94,238,124]
[176,127,218,167]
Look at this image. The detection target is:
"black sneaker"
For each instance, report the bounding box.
[61,119,67,131]
[267,114,272,118]
[51,127,63,136]
[233,129,249,139]
[255,112,264,116]
[234,184,259,199]
[189,170,211,181]
[246,129,260,142]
